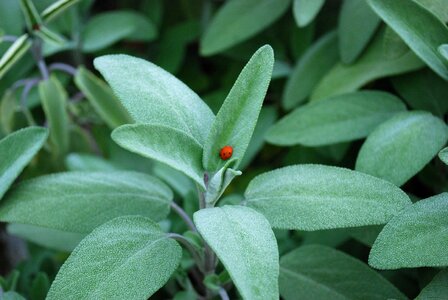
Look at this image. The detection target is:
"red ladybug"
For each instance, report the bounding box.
[219,146,233,160]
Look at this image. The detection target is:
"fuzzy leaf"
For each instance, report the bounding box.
[0,127,48,200]
[194,205,279,300]
[203,45,274,171]
[3,292,26,300]
[65,153,119,171]
[415,269,448,300]
[280,245,406,300]
[438,147,448,165]
[244,164,411,230]
[356,111,448,187]
[0,171,173,233]
[292,0,325,27]
[47,216,181,299]
[369,193,448,269]
[0,34,31,80]
[41,0,80,22]
[269,91,406,146]
[440,44,448,60]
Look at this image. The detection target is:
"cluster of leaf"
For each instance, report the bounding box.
[0,0,448,299]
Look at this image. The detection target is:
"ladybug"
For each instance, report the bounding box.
[219,145,233,160]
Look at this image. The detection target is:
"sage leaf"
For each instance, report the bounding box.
[34,25,66,46]
[244,164,411,230]
[415,269,448,300]
[0,127,48,200]
[269,91,406,146]
[65,153,119,171]
[367,0,448,80]
[292,0,325,27]
[200,0,290,56]
[3,292,26,300]
[19,0,41,31]
[94,54,214,145]
[356,111,448,187]
[438,147,448,165]
[369,193,448,269]
[47,216,182,299]
[440,44,448,60]
[0,171,173,233]
[41,0,81,23]
[280,245,406,300]
[203,45,274,171]
[194,205,279,300]
[0,34,31,80]
[112,124,205,188]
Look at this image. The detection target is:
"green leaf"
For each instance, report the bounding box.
[19,0,41,31]
[200,0,290,56]
[367,0,448,80]
[244,164,411,230]
[338,0,381,64]
[269,91,406,146]
[94,54,214,145]
[65,153,119,171]
[438,147,448,165]
[292,0,325,27]
[74,66,132,129]
[205,159,242,206]
[311,28,424,100]
[47,216,181,299]
[30,272,50,300]
[369,193,448,269]
[194,205,279,300]
[112,124,205,188]
[415,269,448,300]
[3,292,26,300]
[356,111,448,187]
[38,76,70,157]
[41,0,80,23]
[203,45,274,172]
[34,25,66,46]
[0,90,17,134]
[0,127,48,200]
[0,171,172,233]
[0,34,31,80]
[282,31,338,110]
[280,245,406,300]
[440,44,448,60]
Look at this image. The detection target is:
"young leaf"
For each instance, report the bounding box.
[74,66,132,129]
[293,0,325,27]
[356,111,448,187]
[415,269,448,300]
[0,34,31,80]
[34,25,66,46]
[19,0,41,31]
[94,54,214,145]
[41,0,80,23]
[280,245,406,300]
[47,216,182,299]
[200,0,290,56]
[39,76,70,157]
[0,171,173,233]
[194,205,279,300]
[203,45,274,172]
[338,0,380,64]
[0,127,48,200]
[112,124,205,188]
[367,0,448,80]
[244,164,411,230]
[269,91,406,146]
[282,31,338,110]
[369,193,448,269]
[438,147,448,165]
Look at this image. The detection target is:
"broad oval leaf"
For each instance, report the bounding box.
[112,124,205,188]
[356,111,448,187]
[0,127,48,200]
[292,0,325,27]
[94,54,214,145]
[203,45,274,172]
[367,0,448,80]
[244,164,411,230]
[0,171,173,233]
[282,31,338,110]
[369,193,448,269]
[280,245,406,300]
[47,216,182,299]
[194,205,279,300]
[200,0,290,56]
[269,91,406,146]
[415,269,448,300]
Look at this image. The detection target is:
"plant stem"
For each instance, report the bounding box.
[167,233,204,272]
[31,39,49,80]
[197,184,206,209]
[170,201,197,233]
[1,35,18,43]
[218,287,230,300]
[49,63,77,76]
[20,79,39,126]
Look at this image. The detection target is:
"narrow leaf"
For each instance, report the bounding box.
[0,34,31,80]
[244,164,411,230]
[19,0,41,31]
[34,26,66,46]
[194,205,279,300]
[47,216,182,299]
[293,0,325,27]
[356,111,448,187]
[42,0,80,23]
[415,269,448,300]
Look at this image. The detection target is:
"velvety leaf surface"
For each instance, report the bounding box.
[369,193,448,269]
[200,0,290,56]
[415,269,448,300]
[292,0,325,27]
[268,91,406,146]
[94,54,214,145]
[47,216,181,299]
[356,111,448,187]
[244,164,411,230]
[280,245,406,300]
[194,205,279,300]
[112,124,205,187]
[367,0,448,80]
[0,171,172,233]
[3,291,26,300]
[438,147,448,165]
[0,127,47,200]
[65,153,120,171]
[203,45,274,171]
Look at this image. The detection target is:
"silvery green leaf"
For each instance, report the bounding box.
[205,158,242,206]
[292,0,325,27]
